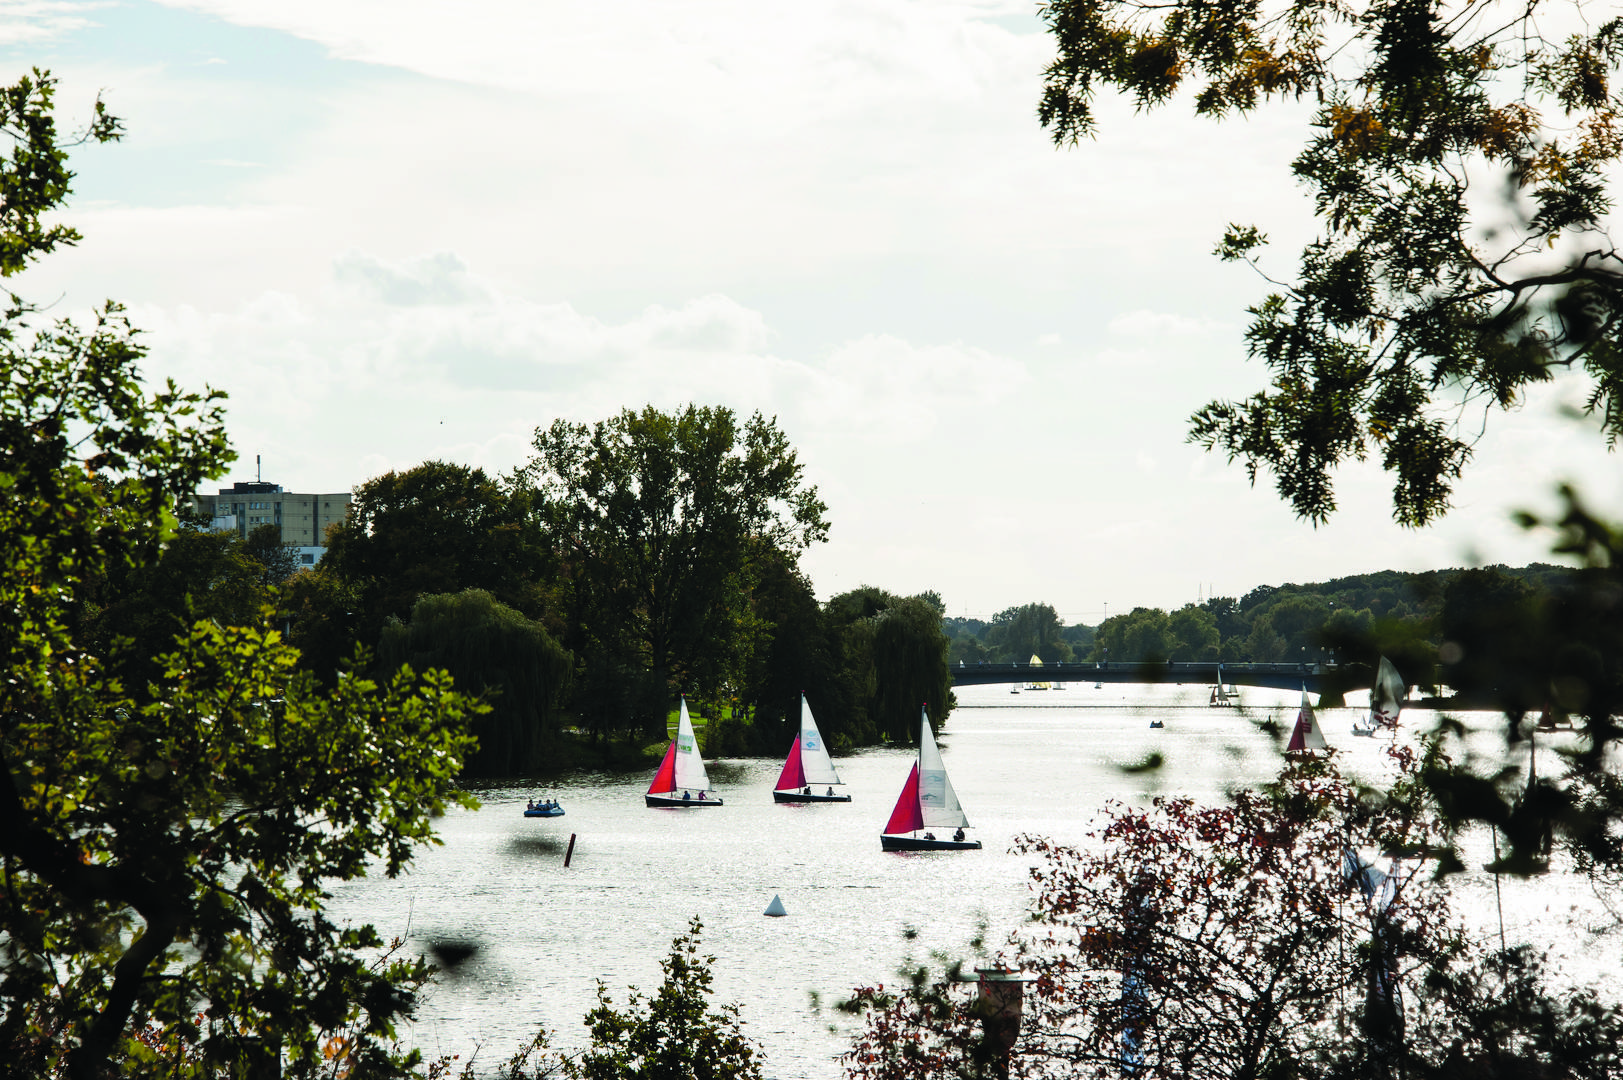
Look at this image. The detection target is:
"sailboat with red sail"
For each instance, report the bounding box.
[773,694,850,803]
[646,697,723,807]
[881,705,980,851]
[1286,686,1328,753]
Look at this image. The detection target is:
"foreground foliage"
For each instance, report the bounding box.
[1042,0,1623,525]
[569,918,763,1080]
[844,752,1623,1078]
[0,71,481,1078]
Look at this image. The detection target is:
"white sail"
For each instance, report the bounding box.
[917,707,969,829]
[797,695,842,786]
[671,698,712,792]
[1371,656,1406,727]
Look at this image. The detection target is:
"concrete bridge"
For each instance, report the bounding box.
[951,660,1361,707]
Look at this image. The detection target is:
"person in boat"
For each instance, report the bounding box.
[953,828,965,842]
[924,832,936,841]
[826,787,834,797]
[526,799,534,810]
[803,785,811,796]
[698,790,706,800]
[682,790,690,801]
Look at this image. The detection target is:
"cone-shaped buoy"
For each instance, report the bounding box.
[764,894,787,917]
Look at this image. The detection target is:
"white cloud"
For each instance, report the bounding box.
[0,0,101,46]
[1108,309,1228,338]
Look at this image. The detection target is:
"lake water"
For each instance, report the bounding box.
[326,682,1607,1078]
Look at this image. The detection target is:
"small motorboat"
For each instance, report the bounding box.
[523,798,565,818]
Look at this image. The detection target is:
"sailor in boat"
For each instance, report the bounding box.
[826,787,834,797]
[683,790,691,801]
[698,791,707,800]
[803,785,812,796]
[954,828,965,842]
[924,832,936,841]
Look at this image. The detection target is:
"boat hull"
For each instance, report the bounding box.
[881,834,982,852]
[773,790,852,803]
[522,807,565,818]
[645,793,724,808]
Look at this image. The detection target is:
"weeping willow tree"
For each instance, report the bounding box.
[822,589,953,745]
[380,589,574,776]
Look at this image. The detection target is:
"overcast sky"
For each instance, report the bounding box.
[7,0,1618,621]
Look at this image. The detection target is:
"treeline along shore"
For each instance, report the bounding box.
[133,451,1584,778]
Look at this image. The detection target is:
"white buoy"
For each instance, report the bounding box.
[763,894,787,917]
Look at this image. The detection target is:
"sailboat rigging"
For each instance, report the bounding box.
[774,694,851,803]
[645,697,723,807]
[880,705,981,851]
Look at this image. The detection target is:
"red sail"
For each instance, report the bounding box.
[775,737,805,791]
[1286,711,1308,753]
[882,762,924,835]
[648,741,677,795]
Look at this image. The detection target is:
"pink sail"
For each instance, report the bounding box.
[1287,689,1327,752]
[775,737,805,792]
[647,741,677,795]
[883,762,924,835]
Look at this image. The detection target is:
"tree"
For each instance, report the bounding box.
[80,528,272,699]
[321,461,551,656]
[869,594,955,743]
[821,588,954,745]
[523,405,828,736]
[568,918,763,1080]
[1092,607,1174,662]
[1166,604,1220,661]
[243,521,300,586]
[1040,0,1623,526]
[0,72,483,1078]
[985,603,1072,664]
[379,589,574,776]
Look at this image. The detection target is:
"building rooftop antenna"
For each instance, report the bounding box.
[256,454,262,484]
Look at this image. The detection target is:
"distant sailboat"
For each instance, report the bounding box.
[1354,656,1405,737]
[646,697,723,807]
[1026,654,1052,691]
[881,706,981,851]
[1287,687,1328,752]
[773,694,851,803]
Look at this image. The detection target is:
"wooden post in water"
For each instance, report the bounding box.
[564,833,577,867]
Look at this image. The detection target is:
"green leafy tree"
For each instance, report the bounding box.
[243,521,300,586]
[1166,604,1220,662]
[379,589,574,776]
[0,72,483,1079]
[523,405,828,737]
[870,593,955,743]
[1040,0,1623,526]
[80,528,272,699]
[321,461,552,657]
[985,603,1072,664]
[1092,607,1174,662]
[822,588,954,744]
[569,918,763,1080]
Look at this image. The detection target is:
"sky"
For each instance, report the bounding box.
[5,0,1620,622]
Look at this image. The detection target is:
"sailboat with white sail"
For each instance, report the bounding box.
[774,694,850,803]
[1286,686,1328,753]
[1353,656,1405,737]
[881,705,981,851]
[645,697,723,807]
